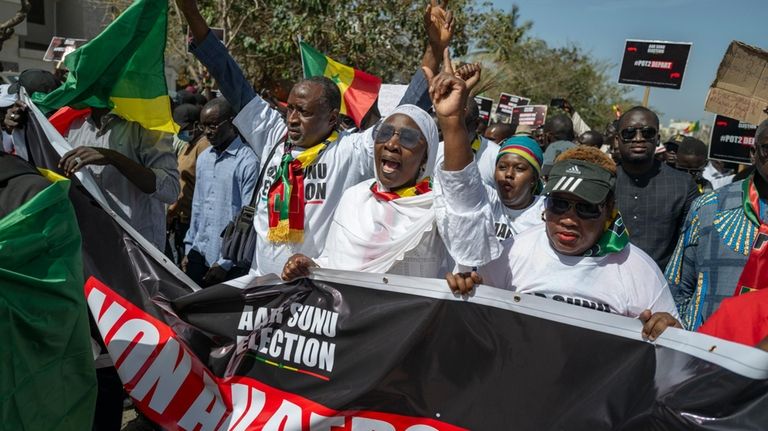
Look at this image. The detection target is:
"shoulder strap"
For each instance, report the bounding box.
[247,135,286,207]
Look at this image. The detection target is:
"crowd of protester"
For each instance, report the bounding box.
[1,0,767,429]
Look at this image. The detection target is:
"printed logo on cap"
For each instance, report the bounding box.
[565,165,582,175]
[551,176,583,193]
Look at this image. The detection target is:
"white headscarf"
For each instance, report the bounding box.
[375,104,439,191]
[319,104,443,274]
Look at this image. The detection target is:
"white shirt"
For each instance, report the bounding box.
[233,96,375,276]
[486,189,544,241]
[437,136,499,187]
[479,225,679,318]
[702,161,734,190]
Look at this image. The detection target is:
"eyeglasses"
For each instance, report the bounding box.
[545,196,604,219]
[374,123,424,149]
[619,126,657,142]
[201,118,232,133]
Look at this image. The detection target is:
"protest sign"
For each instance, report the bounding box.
[704,41,768,126]
[618,39,692,89]
[474,96,493,126]
[495,92,530,122]
[43,37,88,62]
[377,84,408,118]
[511,105,547,127]
[709,114,757,164]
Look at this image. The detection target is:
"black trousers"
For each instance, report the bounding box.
[185,249,248,287]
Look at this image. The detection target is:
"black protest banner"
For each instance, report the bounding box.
[709,114,757,164]
[474,96,493,126]
[511,105,548,127]
[619,40,692,89]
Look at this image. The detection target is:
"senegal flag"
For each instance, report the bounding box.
[32,0,177,133]
[0,167,97,430]
[300,42,382,127]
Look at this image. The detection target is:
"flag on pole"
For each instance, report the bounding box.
[300,42,382,127]
[31,0,177,134]
[684,120,700,134]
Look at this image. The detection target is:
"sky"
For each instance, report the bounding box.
[488,0,766,126]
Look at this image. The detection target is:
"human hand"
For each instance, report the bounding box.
[424,0,454,53]
[445,271,482,295]
[59,146,113,177]
[181,255,189,272]
[281,253,318,281]
[4,101,28,132]
[423,48,467,120]
[202,264,228,286]
[454,62,481,91]
[639,309,682,341]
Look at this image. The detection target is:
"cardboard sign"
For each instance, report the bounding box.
[618,39,692,89]
[709,114,757,164]
[43,37,88,62]
[511,105,547,127]
[186,27,226,52]
[474,96,493,126]
[495,92,530,121]
[704,41,768,126]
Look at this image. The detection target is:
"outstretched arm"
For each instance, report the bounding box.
[176,0,256,112]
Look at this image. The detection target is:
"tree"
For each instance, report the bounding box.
[467,5,638,130]
[0,0,31,54]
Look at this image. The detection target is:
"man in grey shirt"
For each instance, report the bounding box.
[541,114,576,175]
[59,107,179,250]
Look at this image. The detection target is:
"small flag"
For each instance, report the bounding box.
[611,105,622,119]
[300,42,382,127]
[32,0,177,134]
[684,120,700,133]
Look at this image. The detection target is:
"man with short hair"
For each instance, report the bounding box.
[541,114,576,174]
[177,0,450,275]
[667,120,768,330]
[577,130,604,149]
[676,136,712,193]
[615,106,698,271]
[484,121,516,143]
[182,98,258,286]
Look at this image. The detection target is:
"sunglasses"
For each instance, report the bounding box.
[545,196,604,219]
[374,123,424,149]
[201,118,233,133]
[619,126,657,142]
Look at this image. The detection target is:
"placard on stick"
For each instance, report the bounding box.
[704,41,768,126]
[43,37,88,62]
[474,96,493,126]
[618,39,692,89]
[495,93,530,122]
[511,105,548,127]
[709,114,757,165]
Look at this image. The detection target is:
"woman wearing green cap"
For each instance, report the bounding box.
[448,146,682,340]
[486,135,545,241]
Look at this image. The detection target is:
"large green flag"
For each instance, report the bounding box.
[32,0,177,133]
[0,170,97,430]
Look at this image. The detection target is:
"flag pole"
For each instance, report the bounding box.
[297,34,306,78]
[642,86,651,107]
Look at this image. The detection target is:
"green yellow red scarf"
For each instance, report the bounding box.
[370,178,432,202]
[267,132,337,243]
[735,176,768,295]
[582,209,629,257]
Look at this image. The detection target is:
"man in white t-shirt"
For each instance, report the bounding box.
[447,146,682,340]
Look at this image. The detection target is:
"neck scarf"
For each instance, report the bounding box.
[734,176,768,295]
[370,178,432,202]
[267,131,337,243]
[582,210,630,257]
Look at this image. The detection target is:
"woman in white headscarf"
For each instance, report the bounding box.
[281,52,500,279]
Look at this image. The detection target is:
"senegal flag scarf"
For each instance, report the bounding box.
[734,176,768,295]
[370,178,432,202]
[582,209,629,257]
[267,132,338,243]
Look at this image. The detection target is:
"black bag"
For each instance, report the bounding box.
[220,138,284,268]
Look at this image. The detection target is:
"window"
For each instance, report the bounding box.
[27,0,45,25]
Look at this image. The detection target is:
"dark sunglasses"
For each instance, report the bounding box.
[545,196,604,219]
[374,123,424,149]
[619,126,657,142]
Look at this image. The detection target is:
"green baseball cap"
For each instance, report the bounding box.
[543,159,615,204]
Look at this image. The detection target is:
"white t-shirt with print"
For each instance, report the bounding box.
[485,189,545,241]
[233,96,375,276]
[479,224,679,318]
